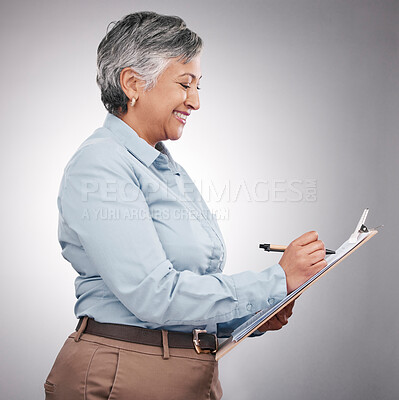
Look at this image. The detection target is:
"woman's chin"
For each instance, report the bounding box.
[167,129,184,141]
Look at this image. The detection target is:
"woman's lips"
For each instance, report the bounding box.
[173,110,188,124]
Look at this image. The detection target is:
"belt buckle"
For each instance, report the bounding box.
[192,329,218,354]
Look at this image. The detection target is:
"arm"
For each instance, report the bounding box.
[59,144,287,333]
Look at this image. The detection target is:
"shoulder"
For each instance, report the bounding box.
[63,126,138,183]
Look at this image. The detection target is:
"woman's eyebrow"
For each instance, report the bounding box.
[178,73,202,80]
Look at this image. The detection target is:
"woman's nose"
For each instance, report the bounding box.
[185,88,200,111]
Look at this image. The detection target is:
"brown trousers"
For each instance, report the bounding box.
[44,332,223,400]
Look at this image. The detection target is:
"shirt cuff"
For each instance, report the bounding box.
[232,263,287,319]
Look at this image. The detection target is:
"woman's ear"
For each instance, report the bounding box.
[119,67,143,102]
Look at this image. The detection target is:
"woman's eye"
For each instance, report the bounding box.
[179,83,201,91]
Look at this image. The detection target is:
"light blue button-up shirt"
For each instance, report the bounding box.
[58,113,287,337]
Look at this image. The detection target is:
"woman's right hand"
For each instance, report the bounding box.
[279,231,327,294]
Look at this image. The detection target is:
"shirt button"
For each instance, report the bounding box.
[268,298,276,306]
[246,303,253,311]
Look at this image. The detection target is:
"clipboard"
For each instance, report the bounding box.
[215,209,379,361]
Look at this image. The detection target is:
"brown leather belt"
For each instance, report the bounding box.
[76,318,218,354]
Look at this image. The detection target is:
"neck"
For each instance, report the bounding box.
[120,111,158,147]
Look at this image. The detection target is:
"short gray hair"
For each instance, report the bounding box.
[96,11,203,116]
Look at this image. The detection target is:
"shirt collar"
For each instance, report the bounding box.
[103,113,160,167]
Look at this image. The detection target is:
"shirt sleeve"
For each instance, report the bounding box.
[59,143,287,335]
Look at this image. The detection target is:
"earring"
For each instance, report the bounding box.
[130,97,136,107]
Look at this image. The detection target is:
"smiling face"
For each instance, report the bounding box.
[120,56,202,147]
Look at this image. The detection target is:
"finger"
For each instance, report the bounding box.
[267,317,283,330]
[309,249,327,265]
[292,231,318,246]
[311,259,328,272]
[258,319,272,332]
[279,300,295,316]
[284,301,295,316]
[304,240,325,255]
[276,311,288,325]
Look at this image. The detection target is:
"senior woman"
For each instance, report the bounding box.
[45,11,327,400]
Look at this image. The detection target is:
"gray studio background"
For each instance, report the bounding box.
[0,0,398,399]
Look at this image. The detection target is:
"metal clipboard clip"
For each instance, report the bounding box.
[348,208,370,243]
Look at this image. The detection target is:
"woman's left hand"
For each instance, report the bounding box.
[257,300,295,332]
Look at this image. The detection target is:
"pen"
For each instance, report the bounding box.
[259,243,335,255]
